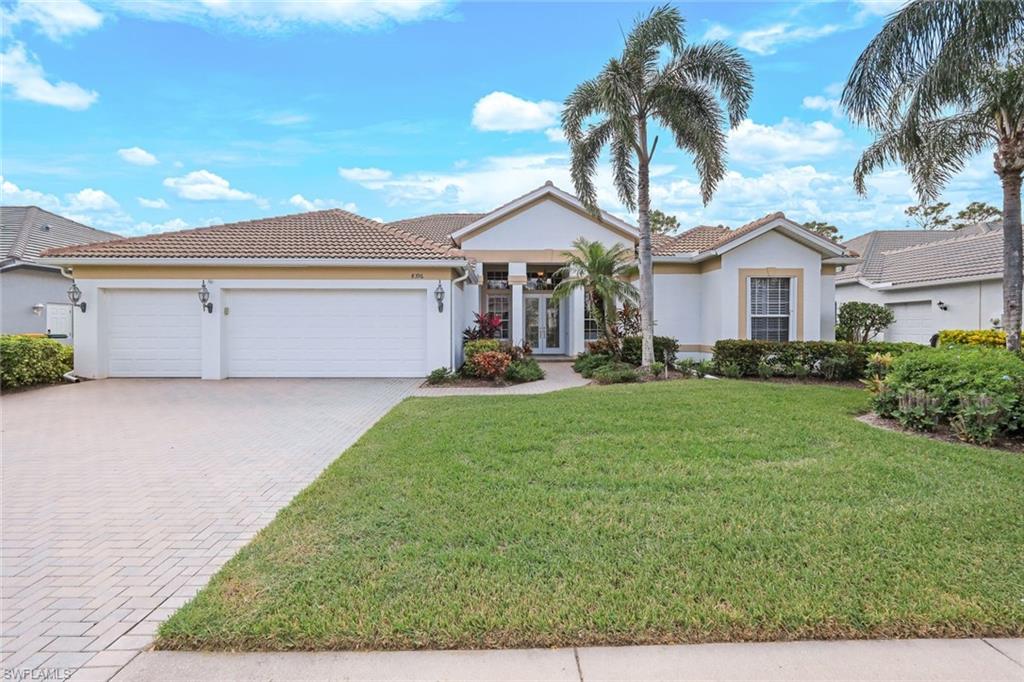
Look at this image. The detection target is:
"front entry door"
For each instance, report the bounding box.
[525,294,562,354]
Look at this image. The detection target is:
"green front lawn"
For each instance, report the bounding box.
[158,381,1024,650]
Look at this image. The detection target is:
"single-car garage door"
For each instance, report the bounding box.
[107,290,202,377]
[885,300,934,344]
[224,289,427,377]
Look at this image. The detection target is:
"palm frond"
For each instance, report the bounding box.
[570,120,613,211]
[561,79,601,145]
[668,42,753,127]
[622,4,685,75]
[651,83,727,204]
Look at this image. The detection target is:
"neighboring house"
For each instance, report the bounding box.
[1,206,121,339]
[40,182,855,379]
[836,221,1018,343]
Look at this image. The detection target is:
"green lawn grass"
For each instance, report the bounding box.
[158,380,1024,651]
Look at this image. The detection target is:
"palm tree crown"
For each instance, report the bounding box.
[562,4,752,365]
[842,0,1024,350]
[552,238,638,342]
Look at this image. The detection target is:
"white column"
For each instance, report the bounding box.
[570,286,586,355]
[509,262,526,344]
[201,280,224,379]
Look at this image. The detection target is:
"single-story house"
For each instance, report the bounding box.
[1,206,121,340]
[836,221,1019,343]
[40,182,856,379]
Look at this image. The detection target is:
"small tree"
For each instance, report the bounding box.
[552,237,639,343]
[803,220,843,242]
[650,209,681,235]
[954,201,1002,229]
[836,301,896,343]
[905,202,951,230]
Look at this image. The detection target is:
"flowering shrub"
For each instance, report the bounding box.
[938,328,1008,348]
[469,350,511,380]
[463,339,501,367]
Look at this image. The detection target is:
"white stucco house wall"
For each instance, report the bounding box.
[1,207,120,340]
[836,222,1018,343]
[39,182,856,380]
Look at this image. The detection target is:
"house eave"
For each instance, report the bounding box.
[35,257,471,268]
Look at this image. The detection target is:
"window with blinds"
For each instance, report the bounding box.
[584,291,600,341]
[749,277,791,341]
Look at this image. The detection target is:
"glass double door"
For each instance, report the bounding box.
[525,294,562,354]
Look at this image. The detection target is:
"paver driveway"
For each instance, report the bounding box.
[1,377,417,681]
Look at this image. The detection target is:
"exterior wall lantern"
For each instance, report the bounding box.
[32,303,45,316]
[198,280,213,313]
[67,283,86,312]
[434,282,445,313]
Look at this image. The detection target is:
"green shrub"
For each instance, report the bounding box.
[835,301,895,342]
[756,360,775,380]
[695,360,714,378]
[426,367,455,385]
[1,335,73,389]
[620,335,678,368]
[648,361,666,378]
[716,361,742,379]
[879,346,1024,442]
[937,328,1010,348]
[712,340,921,380]
[505,357,545,383]
[789,363,810,379]
[592,362,640,384]
[573,352,614,378]
[464,339,501,364]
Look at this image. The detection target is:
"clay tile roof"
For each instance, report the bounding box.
[386,213,485,245]
[1,206,120,263]
[41,209,465,261]
[705,211,787,251]
[847,221,1010,286]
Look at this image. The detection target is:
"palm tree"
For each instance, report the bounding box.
[562,4,752,366]
[842,0,1024,351]
[552,238,639,344]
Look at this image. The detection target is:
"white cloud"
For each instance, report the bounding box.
[163,169,259,202]
[138,197,168,209]
[66,187,119,211]
[801,95,841,116]
[472,91,560,132]
[118,146,159,166]
[338,166,392,182]
[110,0,450,32]
[3,0,103,40]
[702,23,732,41]
[288,194,357,213]
[544,127,566,143]
[0,43,98,110]
[737,23,842,55]
[727,118,847,165]
[1,175,62,210]
[128,217,189,235]
[852,0,902,18]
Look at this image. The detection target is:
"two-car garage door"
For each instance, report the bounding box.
[105,288,427,378]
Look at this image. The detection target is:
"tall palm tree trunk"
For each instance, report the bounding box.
[636,125,655,367]
[1000,169,1022,351]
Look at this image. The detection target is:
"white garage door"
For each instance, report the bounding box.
[107,290,202,377]
[885,301,934,344]
[225,289,427,377]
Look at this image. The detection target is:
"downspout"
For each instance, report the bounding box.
[451,267,471,370]
[57,266,81,383]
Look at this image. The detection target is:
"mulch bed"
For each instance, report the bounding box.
[857,412,1024,454]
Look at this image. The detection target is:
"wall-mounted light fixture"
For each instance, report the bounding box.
[434,282,445,313]
[32,303,45,316]
[67,283,86,312]
[198,280,213,313]
[937,300,948,311]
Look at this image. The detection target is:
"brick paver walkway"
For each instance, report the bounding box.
[1,378,416,681]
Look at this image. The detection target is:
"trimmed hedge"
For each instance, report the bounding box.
[937,328,1010,348]
[620,336,678,368]
[874,346,1024,444]
[712,339,922,380]
[1,335,73,389]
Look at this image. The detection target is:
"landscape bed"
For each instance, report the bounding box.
[158,380,1024,651]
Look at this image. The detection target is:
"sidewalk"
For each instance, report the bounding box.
[112,638,1022,681]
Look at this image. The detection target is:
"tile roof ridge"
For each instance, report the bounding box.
[879,227,1001,256]
[8,205,38,259]
[373,220,461,257]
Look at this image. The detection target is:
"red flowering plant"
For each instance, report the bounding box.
[463,312,503,341]
[469,350,511,380]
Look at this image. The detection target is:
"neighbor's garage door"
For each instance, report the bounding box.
[885,300,933,344]
[224,289,427,377]
[107,290,202,377]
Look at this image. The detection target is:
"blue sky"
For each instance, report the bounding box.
[0,0,1002,239]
